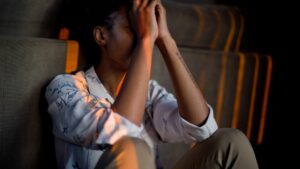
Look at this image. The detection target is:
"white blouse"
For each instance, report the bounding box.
[45,66,218,169]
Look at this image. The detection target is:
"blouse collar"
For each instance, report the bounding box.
[85,66,115,104]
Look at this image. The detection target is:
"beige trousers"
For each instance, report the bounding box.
[95,128,259,169]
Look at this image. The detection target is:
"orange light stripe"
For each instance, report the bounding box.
[231,53,245,128]
[145,41,152,79]
[192,5,205,45]
[65,40,79,73]
[257,55,273,144]
[246,54,259,139]
[235,14,244,51]
[115,73,126,97]
[216,53,228,124]
[215,9,236,124]
[224,9,236,52]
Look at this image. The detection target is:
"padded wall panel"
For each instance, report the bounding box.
[236,54,257,133]
[0,37,67,169]
[152,48,272,168]
[0,0,62,38]
[250,55,272,144]
[152,47,272,143]
[164,1,243,51]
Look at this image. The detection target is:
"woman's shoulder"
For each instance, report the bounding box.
[46,70,88,92]
[52,70,86,84]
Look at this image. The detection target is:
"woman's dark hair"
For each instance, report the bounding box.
[61,0,131,69]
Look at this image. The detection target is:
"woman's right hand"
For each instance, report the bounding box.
[129,0,158,43]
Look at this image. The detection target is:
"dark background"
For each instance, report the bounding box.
[216,0,296,168]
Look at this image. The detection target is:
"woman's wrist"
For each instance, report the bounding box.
[156,34,174,51]
[136,36,156,50]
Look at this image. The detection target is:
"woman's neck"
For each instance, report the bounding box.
[94,60,126,98]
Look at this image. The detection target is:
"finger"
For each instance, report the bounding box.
[132,0,141,10]
[148,0,157,10]
[140,0,149,8]
[156,2,166,15]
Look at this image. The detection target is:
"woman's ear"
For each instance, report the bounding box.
[93,26,107,47]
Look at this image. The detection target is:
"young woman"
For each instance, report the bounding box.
[46,0,259,168]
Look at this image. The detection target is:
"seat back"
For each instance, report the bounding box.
[152,48,272,168]
[0,0,62,38]
[163,0,244,51]
[0,36,68,169]
[152,48,272,144]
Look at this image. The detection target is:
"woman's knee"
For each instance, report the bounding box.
[199,128,252,153]
[211,129,258,168]
[96,137,155,169]
[213,128,249,145]
[173,129,258,169]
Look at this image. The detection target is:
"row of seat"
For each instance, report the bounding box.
[151,47,272,145]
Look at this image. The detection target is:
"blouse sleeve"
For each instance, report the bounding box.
[149,80,218,143]
[45,73,143,149]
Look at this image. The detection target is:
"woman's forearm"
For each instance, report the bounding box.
[156,36,209,125]
[112,39,153,126]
